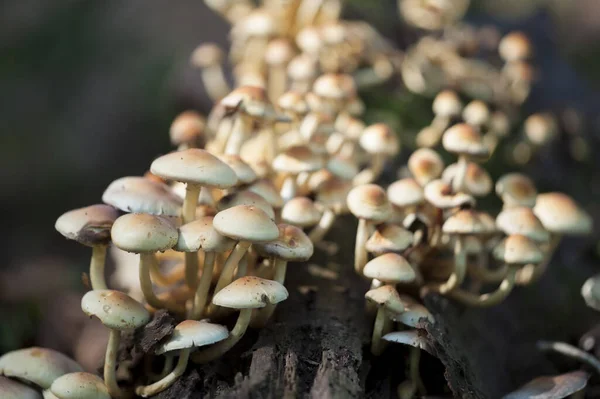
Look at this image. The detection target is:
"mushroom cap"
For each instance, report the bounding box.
[442,162,492,197]
[391,298,435,327]
[295,26,322,55]
[347,184,392,222]
[212,276,288,309]
[81,290,150,330]
[496,173,537,207]
[281,197,322,227]
[503,371,588,399]
[157,320,229,354]
[499,31,532,62]
[254,224,314,261]
[0,376,41,399]
[220,86,274,118]
[150,149,237,188]
[175,216,235,253]
[55,204,118,247]
[493,234,544,265]
[534,192,592,235]
[102,176,182,216]
[247,178,284,208]
[582,274,600,312]
[190,43,223,67]
[217,191,275,219]
[49,372,110,399]
[489,110,511,137]
[111,213,178,253]
[462,100,490,127]
[265,39,296,66]
[0,347,83,389]
[432,89,462,117]
[315,177,352,211]
[365,285,405,314]
[408,148,445,186]
[424,179,476,209]
[326,156,359,181]
[288,54,318,81]
[524,113,557,146]
[363,253,416,284]
[496,207,550,243]
[216,155,257,185]
[382,331,431,353]
[359,123,399,156]
[278,91,309,115]
[169,111,205,146]
[272,145,324,174]
[443,210,491,235]
[365,224,414,255]
[387,178,425,208]
[312,73,356,100]
[442,123,489,158]
[240,10,277,37]
[213,205,279,242]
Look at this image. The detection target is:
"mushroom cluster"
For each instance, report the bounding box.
[1,0,594,398]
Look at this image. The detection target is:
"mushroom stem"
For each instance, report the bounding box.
[251,258,287,327]
[158,354,174,380]
[191,252,216,319]
[446,265,517,307]
[452,155,468,193]
[183,184,201,224]
[308,208,336,243]
[135,349,191,397]
[353,154,384,186]
[426,236,466,294]
[268,66,287,103]
[104,329,129,398]
[371,307,387,356]
[354,218,372,274]
[185,252,199,289]
[192,308,253,363]
[214,241,252,294]
[201,66,230,102]
[198,186,215,207]
[139,253,184,313]
[273,258,288,284]
[280,174,298,202]
[225,114,253,155]
[516,234,561,285]
[536,341,600,375]
[90,245,108,290]
[467,261,508,283]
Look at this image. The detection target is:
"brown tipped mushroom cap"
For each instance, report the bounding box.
[156,320,229,354]
[365,224,414,255]
[365,285,405,314]
[102,176,182,216]
[493,234,544,265]
[499,31,532,62]
[424,179,476,209]
[0,376,41,399]
[278,91,309,115]
[217,191,275,219]
[175,216,235,253]
[443,210,491,235]
[432,89,462,117]
[248,178,284,209]
[533,192,592,235]
[359,123,399,156]
[442,162,492,197]
[170,111,205,146]
[212,276,288,309]
[496,173,537,207]
[462,100,490,127]
[81,289,150,330]
[265,39,296,66]
[50,372,110,399]
[496,207,550,243]
[190,43,223,68]
[281,197,322,227]
[347,184,392,222]
[254,224,314,261]
[55,204,118,247]
[273,145,324,174]
[408,148,445,186]
[217,154,258,185]
[316,177,352,212]
[312,73,356,100]
[363,253,416,284]
[150,149,237,188]
[0,347,83,389]
[111,213,178,253]
[442,123,489,158]
[387,178,425,208]
[524,113,557,146]
[213,205,279,242]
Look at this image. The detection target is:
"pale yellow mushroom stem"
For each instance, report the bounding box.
[90,245,108,290]
[190,252,216,319]
[447,266,518,307]
[139,253,185,314]
[370,307,388,356]
[135,349,191,397]
[516,234,561,285]
[105,329,130,398]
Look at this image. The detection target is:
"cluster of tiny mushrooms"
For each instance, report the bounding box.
[0,0,595,398]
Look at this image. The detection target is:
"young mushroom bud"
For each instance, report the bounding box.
[190,43,230,102]
[499,31,532,63]
[408,148,445,187]
[169,111,206,150]
[354,123,400,185]
[55,204,119,290]
[281,196,323,229]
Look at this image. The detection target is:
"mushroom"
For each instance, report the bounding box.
[582,273,600,311]
[363,253,417,290]
[495,173,537,209]
[387,178,425,225]
[441,162,492,198]
[277,91,309,126]
[288,54,318,93]
[281,196,323,228]
[273,145,324,202]
[365,285,405,355]
[102,176,182,216]
[503,371,589,399]
[135,320,228,397]
[524,113,558,147]
[192,276,288,363]
[49,372,110,399]
[407,148,445,187]
[169,111,206,150]
[354,123,400,185]
[216,154,259,188]
[190,43,230,102]
[308,177,352,243]
[0,376,42,399]
[0,347,82,390]
[265,39,296,102]
[247,178,285,211]
[81,290,150,398]
[499,31,532,64]
[347,184,392,274]
[365,224,414,256]
[55,204,119,290]
[311,73,356,116]
[462,100,490,131]
[111,213,183,313]
[174,216,235,319]
[216,190,275,219]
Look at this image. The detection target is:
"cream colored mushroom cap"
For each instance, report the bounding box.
[212,276,288,309]
[496,173,537,207]
[288,54,318,81]
[408,148,445,186]
[363,253,416,283]
[175,216,235,253]
[443,210,490,235]
[247,178,284,208]
[55,204,118,247]
[442,123,488,158]
[347,184,392,222]
[217,154,257,185]
[81,290,150,330]
[102,176,182,216]
[220,86,273,118]
[278,91,308,115]
[442,162,492,197]
[111,213,178,253]
[316,177,352,212]
[265,39,296,66]
[382,331,431,352]
[499,31,532,62]
[533,192,592,235]
[493,234,544,265]
[150,149,237,188]
[365,285,405,314]
[326,156,359,181]
[272,145,324,174]
[213,205,279,242]
[0,376,42,399]
[217,191,275,219]
[254,224,314,261]
[0,347,83,389]
[157,320,229,354]
[524,113,557,145]
[432,89,462,117]
[496,207,550,243]
[424,179,475,209]
[359,123,399,156]
[365,224,414,255]
[281,197,322,227]
[312,73,356,100]
[387,178,425,208]
[169,111,205,146]
[462,100,490,127]
[503,371,589,399]
[50,372,110,399]
[390,301,435,327]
